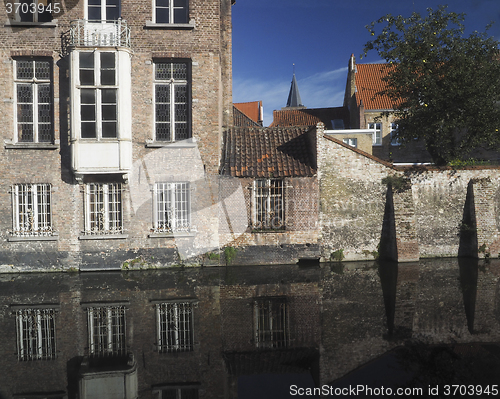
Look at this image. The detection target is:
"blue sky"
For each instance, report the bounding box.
[232,0,500,126]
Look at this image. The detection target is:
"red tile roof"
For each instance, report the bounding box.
[270,107,349,129]
[234,101,262,124]
[355,64,397,110]
[221,126,316,177]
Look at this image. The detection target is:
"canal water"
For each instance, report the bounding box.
[0,257,498,398]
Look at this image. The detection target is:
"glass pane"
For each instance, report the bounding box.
[172,63,187,80]
[81,105,95,121]
[100,52,115,69]
[81,122,96,138]
[155,63,171,80]
[156,103,170,122]
[102,105,116,120]
[100,70,115,85]
[16,60,34,80]
[80,52,95,68]
[102,122,117,137]
[87,6,101,21]
[156,0,169,6]
[156,85,170,103]
[38,84,51,103]
[101,89,116,103]
[80,89,96,104]
[173,7,187,23]
[156,123,171,141]
[35,61,51,80]
[155,7,169,23]
[80,70,94,86]
[17,103,33,123]
[106,0,120,21]
[17,84,33,104]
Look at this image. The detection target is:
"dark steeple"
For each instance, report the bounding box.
[285,72,305,108]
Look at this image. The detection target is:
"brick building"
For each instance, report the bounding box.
[0,0,234,272]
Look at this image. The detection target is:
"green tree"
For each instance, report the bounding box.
[363,6,500,165]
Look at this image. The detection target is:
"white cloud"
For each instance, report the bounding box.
[233,67,348,126]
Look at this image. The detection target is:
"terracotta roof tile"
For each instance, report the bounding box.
[270,107,349,129]
[221,126,316,177]
[234,101,262,125]
[356,64,398,110]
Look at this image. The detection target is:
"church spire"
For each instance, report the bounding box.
[285,65,304,108]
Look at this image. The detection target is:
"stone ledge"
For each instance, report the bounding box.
[7,234,59,242]
[78,234,129,240]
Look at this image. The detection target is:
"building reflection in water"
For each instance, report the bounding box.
[0,258,499,398]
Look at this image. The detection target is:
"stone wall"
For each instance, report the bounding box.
[318,127,500,262]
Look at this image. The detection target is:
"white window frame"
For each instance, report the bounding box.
[153,0,188,24]
[254,298,288,349]
[15,307,57,361]
[85,0,120,22]
[153,182,191,233]
[155,302,194,353]
[154,61,190,142]
[83,183,123,235]
[343,138,357,148]
[14,59,53,144]
[87,305,126,357]
[390,122,401,146]
[78,51,118,140]
[11,0,56,23]
[368,122,382,146]
[11,183,53,237]
[252,179,284,230]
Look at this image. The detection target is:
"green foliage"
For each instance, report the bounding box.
[330,249,344,262]
[207,252,220,261]
[363,6,500,165]
[382,175,410,191]
[448,158,492,167]
[224,246,237,265]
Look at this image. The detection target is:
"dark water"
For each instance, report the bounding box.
[0,257,498,398]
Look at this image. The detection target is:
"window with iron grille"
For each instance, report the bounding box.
[79,51,118,139]
[14,59,52,143]
[154,61,190,142]
[253,179,284,230]
[155,302,194,353]
[84,183,123,235]
[11,0,55,23]
[15,308,56,361]
[153,183,190,233]
[154,0,188,24]
[254,298,288,349]
[11,184,53,237]
[154,386,198,399]
[87,0,120,21]
[87,306,126,357]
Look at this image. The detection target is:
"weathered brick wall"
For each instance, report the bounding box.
[318,128,500,262]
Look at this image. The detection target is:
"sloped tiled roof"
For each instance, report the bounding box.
[221,126,316,177]
[234,101,262,125]
[233,106,261,127]
[270,107,350,129]
[355,64,397,110]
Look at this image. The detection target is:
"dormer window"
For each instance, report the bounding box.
[87,0,120,22]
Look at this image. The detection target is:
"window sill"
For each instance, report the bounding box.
[79,234,129,240]
[145,139,197,148]
[8,234,59,242]
[372,144,382,147]
[148,232,196,238]
[144,21,195,29]
[5,19,58,27]
[4,142,58,149]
